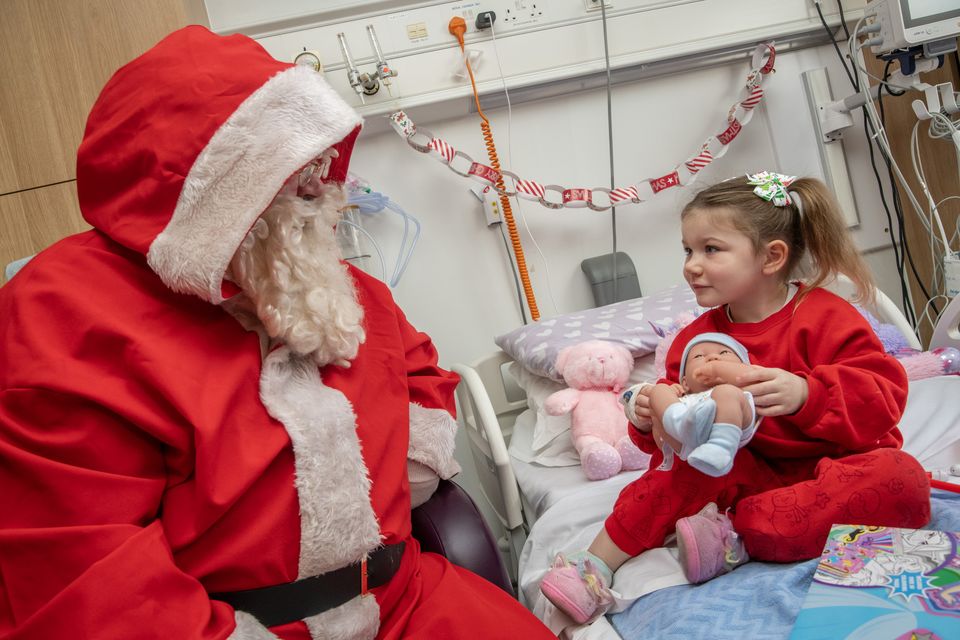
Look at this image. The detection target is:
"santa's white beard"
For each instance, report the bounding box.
[229,186,365,367]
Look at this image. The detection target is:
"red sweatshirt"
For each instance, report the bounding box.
[661,286,908,460]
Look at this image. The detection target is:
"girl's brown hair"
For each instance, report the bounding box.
[680,175,874,304]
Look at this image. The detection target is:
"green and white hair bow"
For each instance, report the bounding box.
[746,171,796,207]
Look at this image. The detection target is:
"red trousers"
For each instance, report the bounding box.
[604,446,931,562]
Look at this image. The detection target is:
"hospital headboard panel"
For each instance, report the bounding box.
[452,351,527,578]
[825,275,922,351]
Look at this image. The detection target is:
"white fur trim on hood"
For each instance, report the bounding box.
[407,403,461,480]
[147,65,361,304]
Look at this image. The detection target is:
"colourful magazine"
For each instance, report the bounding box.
[790,525,960,640]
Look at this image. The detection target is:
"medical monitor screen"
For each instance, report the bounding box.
[900,0,960,26]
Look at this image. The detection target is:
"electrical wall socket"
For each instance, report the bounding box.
[480,186,502,226]
[470,185,502,226]
[584,0,613,11]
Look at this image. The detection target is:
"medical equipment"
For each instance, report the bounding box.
[215,1,857,123]
[808,0,960,322]
[293,49,323,73]
[366,25,398,93]
[865,0,960,55]
[337,32,380,102]
[340,177,422,288]
[335,205,380,276]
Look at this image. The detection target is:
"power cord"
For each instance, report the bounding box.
[813,1,920,327]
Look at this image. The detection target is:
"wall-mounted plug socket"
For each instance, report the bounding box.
[584,0,613,11]
[471,185,502,225]
[476,11,496,29]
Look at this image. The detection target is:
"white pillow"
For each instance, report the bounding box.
[495,285,704,381]
[507,355,657,467]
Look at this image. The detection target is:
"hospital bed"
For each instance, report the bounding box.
[452,281,960,639]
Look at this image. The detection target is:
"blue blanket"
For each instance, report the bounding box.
[610,489,960,639]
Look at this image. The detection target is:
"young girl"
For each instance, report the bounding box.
[539,172,931,624]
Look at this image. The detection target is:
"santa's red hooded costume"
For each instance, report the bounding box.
[0,26,552,640]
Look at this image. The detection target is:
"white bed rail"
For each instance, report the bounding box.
[452,352,528,581]
[825,275,922,350]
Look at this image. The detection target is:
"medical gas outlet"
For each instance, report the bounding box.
[337,27,400,103]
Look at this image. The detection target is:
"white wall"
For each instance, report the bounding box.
[343,41,908,534]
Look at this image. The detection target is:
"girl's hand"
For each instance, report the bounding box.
[693,361,753,388]
[736,366,808,416]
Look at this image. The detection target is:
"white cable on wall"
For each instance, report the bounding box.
[489,21,561,317]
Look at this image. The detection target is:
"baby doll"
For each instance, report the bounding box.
[621,333,758,476]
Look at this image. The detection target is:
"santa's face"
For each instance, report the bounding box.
[229,179,365,367]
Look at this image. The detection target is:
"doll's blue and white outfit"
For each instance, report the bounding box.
[621,333,760,477]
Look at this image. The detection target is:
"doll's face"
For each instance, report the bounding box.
[682,341,743,392]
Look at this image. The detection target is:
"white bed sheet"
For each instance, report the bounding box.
[515,375,960,640]
[509,408,646,522]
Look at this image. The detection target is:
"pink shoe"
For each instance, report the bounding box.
[675,502,749,584]
[539,554,613,624]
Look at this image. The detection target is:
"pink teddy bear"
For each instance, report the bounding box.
[544,340,650,480]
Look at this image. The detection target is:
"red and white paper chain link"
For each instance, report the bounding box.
[389,42,776,211]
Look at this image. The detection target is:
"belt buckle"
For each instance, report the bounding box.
[361,556,369,596]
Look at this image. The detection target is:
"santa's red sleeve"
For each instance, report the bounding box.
[0,388,255,639]
[395,306,462,483]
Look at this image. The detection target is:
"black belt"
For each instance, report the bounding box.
[210,541,406,628]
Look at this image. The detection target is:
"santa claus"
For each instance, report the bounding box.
[0,26,552,639]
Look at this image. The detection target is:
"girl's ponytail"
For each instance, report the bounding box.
[790,178,875,304]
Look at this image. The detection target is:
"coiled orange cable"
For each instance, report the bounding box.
[448,17,540,321]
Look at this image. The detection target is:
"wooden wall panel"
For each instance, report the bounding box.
[0,182,89,282]
[0,0,207,281]
[0,0,205,194]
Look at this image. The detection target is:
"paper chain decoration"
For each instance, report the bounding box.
[389,42,776,212]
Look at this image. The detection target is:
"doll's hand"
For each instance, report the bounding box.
[632,385,655,427]
[736,366,808,416]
